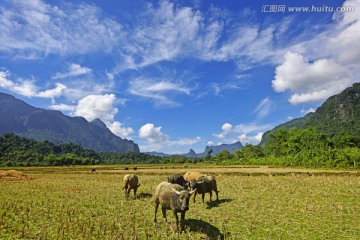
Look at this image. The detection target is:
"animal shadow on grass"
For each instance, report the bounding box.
[187,219,224,240]
[206,198,233,209]
[136,192,153,199]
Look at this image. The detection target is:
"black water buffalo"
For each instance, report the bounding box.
[190,175,219,203]
[167,174,189,189]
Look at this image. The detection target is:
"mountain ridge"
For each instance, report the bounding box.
[145,141,243,157]
[0,92,140,153]
[260,82,360,145]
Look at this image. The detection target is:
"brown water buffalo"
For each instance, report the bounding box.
[122,174,140,199]
[154,182,196,232]
[183,171,204,182]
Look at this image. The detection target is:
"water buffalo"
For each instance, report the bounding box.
[122,174,140,199]
[168,174,189,189]
[154,182,196,232]
[190,175,219,203]
[183,171,205,182]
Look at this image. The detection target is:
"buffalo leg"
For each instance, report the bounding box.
[124,187,128,199]
[161,207,167,221]
[209,190,212,202]
[154,201,159,222]
[134,187,137,199]
[173,210,179,232]
[193,191,197,203]
[202,193,205,203]
[180,211,186,232]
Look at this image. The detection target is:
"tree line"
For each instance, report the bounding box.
[1,128,360,168]
[214,128,360,168]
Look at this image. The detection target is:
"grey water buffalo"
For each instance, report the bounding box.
[190,175,219,203]
[183,171,205,182]
[122,174,140,199]
[154,182,196,232]
[168,174,189,189]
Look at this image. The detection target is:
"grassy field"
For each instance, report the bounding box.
[1,165,359,239]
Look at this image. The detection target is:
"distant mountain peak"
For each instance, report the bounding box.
[91,118,107,129]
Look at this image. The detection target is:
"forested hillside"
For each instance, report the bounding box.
[0,133,172,166]
[228,128,360,168]
[261,83,360,146]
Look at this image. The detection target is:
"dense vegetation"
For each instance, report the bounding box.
[1,128,360,168]
[261,83,360,146]
[216,128,360,168]
[0,133,176,166]
[0,133,101,166]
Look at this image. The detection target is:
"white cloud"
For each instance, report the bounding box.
[52,64,92,79]
[74,94,118,122]
[106,121,134,139]
[137,123,202,152]
[272,52,351,104]
[116,1,205,71]
[273,0,360,104]
[213,123,233,139]
[50,93,134,139]
[111,1,286,75]
[49,103,75,112]
[37,83,66,99]
[239,132,263,145]
[128,78,190,106]
[213,122,271,145]
[0,70,66,99]
[253,97,274,118]
[138,123,168,143]
[328,0,360,65]
[300,107,316,115]
[0,0,122,58]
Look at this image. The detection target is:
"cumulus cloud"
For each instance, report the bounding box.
[52,64,93,79]
[138,123,168,143]
[272,52,351,104]
[239,132,264,145]
[213,122,271,145]
[213,123,233,139]
[52,93,134,139]
[74,94,118,122]
[0,70,66,99]
[273,0,360,104]
[328,0,360,65]
[106,121,134,139]
[137,123,202,152]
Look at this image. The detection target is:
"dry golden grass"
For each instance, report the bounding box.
[0,165,359,239]
[0,170,28,181]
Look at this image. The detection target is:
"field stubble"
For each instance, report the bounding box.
[0,165,359,239]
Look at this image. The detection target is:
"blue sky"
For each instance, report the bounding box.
[0,0,359,154]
